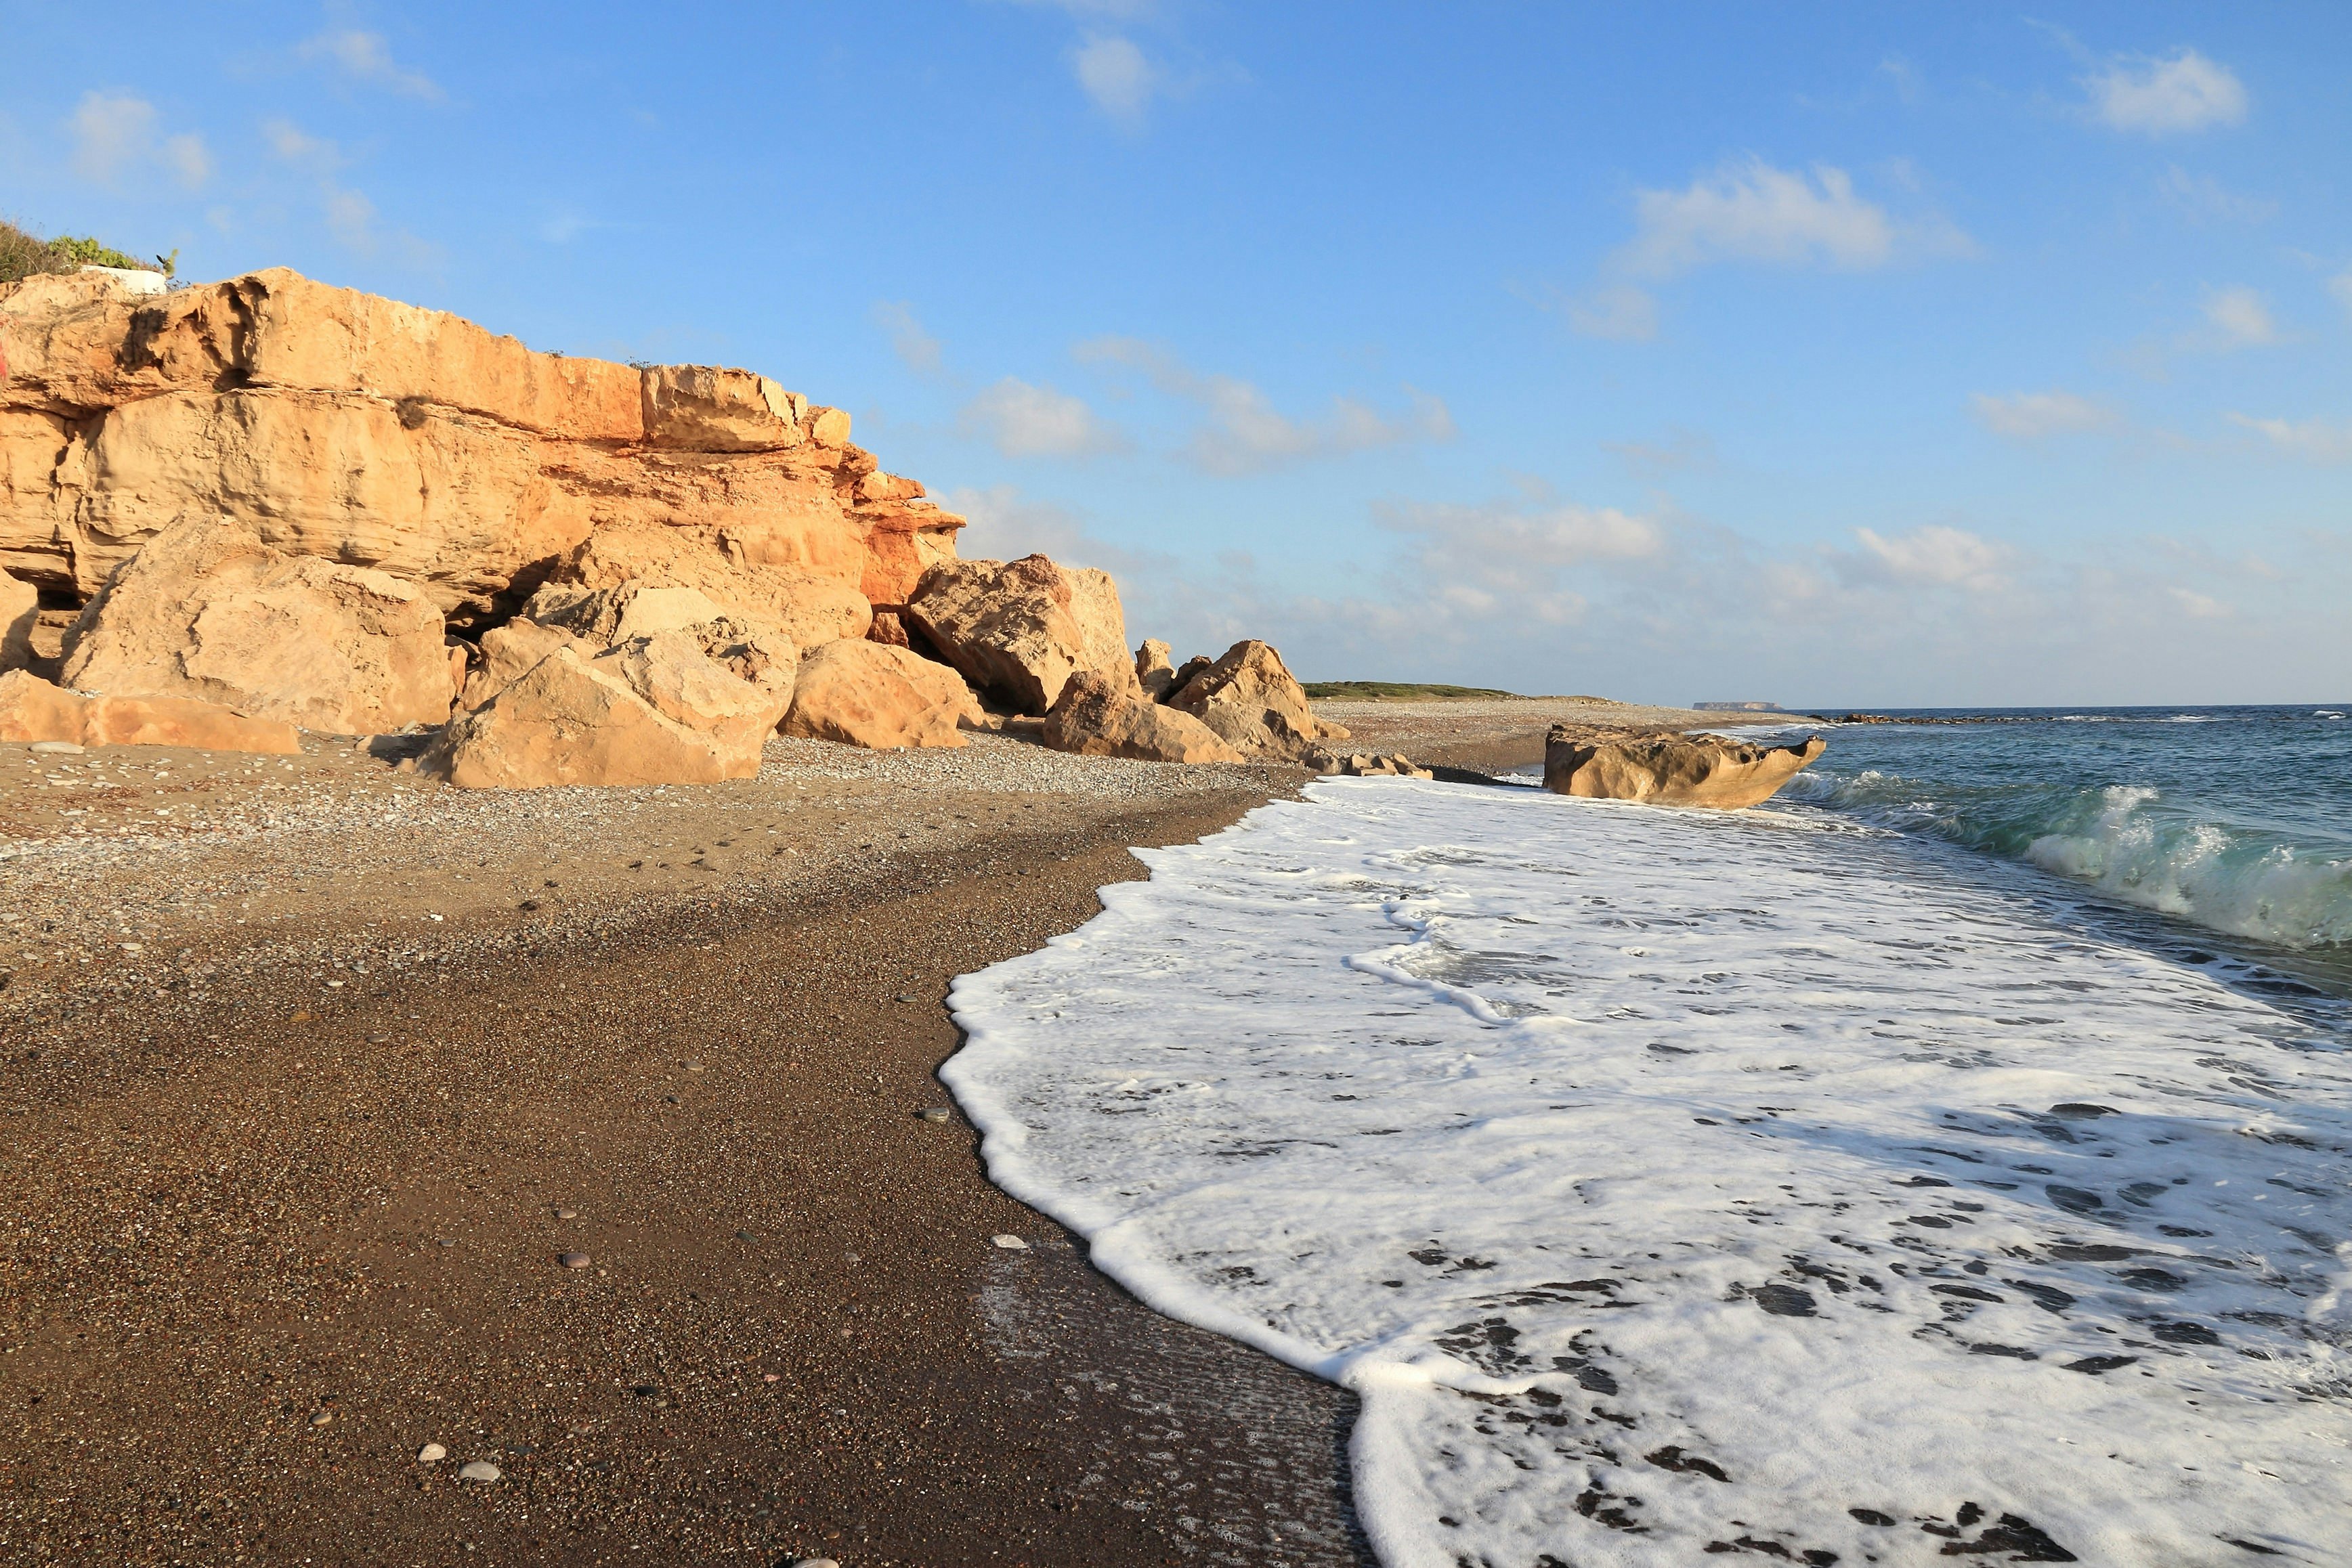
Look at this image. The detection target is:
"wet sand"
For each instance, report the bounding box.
[0,699,1721,1565]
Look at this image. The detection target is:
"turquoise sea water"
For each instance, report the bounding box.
[1760,703,2352,997]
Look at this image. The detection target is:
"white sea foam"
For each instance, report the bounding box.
[945,779,2352,1566]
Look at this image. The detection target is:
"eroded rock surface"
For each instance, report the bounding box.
[782,638,981,751]
[1543,725,1825,808]
[0,668,300,753]
[1135,638,1178,702]
[1167,640,1350,763]
[1042,672,1243,764]
[1,571,35,672]
[905,554,1135,715]
[59,513,456,735]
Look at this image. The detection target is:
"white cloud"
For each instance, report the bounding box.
[1565,285,1658,341]
[2157,165,2274,224]
[1843,525,2014,592]
[2228,413,2352,463]
[2087,48,2247,135]
[2201,285,2279,347]
[1071,35,1158,127]
[68,91,211,191]
[2167,586,2232,620]
[872,301,943,376]
[1615,158,1966,278]
[299,28,442,100]
[2330,270,2352,320]
[324,186,377,251]
[1076,336,1455,474]
[263,117,342,171]
[960,378,1128,458]
[1971,391,2118,439]
[1605,428,1717,477]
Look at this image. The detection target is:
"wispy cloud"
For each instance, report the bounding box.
[1076,336,1455,475]
[1971,390,2119,439]
[1614,158,1969,278]
[298,27,442,100]
[1605,428,1718,477]
[2157,165,2275,224]
[2329,269,2352,320]
[1070,35,1159,127]
[2198,285,2280,348]
[68,91,212,192]
[2229,413,2352,463]
[263,116,436,265]
[872,301,944,376]
[2085,47,2247,135]
[1563,285,1658,342]
[1838,524,2016,593]
[959,377,1128,458]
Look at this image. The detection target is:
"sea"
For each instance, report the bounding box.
[945,705,2352,1567]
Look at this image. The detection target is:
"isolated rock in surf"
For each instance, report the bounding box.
[1308,748,1434,779]
[905,554,1136,715]
[1042,672,1245,764]
[1167,639,1350,763]
[59,513,456,735]
[0,266,961,620]
[429,626,793,789]
[1542,725,1825,808]
[0,570,35,672]
[0,668,301,753]
[782,637,982,751]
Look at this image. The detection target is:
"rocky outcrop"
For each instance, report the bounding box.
[58,513,456,735]
[1135,638,1178,701]
[1542,726,1825,808]
[0,267,961,625]
[1306,749,1432,779]
[1166,640,1350,764]
[1,571,34,672]
[0,668,300,753]
[427,625,794,789]
[533,525,872,650]
[1042,672,1245,764]
[782,638,981,750]
[456,619,580,713]
[519,578,730,650]
[904,554,1135,715]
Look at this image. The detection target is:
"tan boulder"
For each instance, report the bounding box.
[1135,638,1178,701]
[59,514,456,735]
[1042,672,1244,764]
[1,571,35,672]
[783,639,981,750]
[1166,640,1350,763]
[456,619,585,713]
[1543,725,1825,808]
[1306,749,1433,779]
[0,668,301,753]
[641,366,811,452]
[1165,653,1213,698]
[428,627,793,790]
[521,579,731,648]
[545,526,871,649]
[903,554,1136,714]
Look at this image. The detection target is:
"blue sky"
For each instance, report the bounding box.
[4,1,2347,704]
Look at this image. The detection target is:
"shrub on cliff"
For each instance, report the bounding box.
[0,219,171,284]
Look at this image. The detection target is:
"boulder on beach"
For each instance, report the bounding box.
[1134,638,1178,701]
[904,554,1136,715]
[1306,748,1433,779]
[58,513,458,735]
[456,619,583,714]
[538,526,872,651]
[1,570,36,672]
[1166,639,1350,764]
[1042,672,1245,764]
[782,637,982,750]
[427,625,794,789]
[0,667,301,753]
[1542,724,1825,808]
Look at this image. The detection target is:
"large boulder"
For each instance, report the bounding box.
[58,513,456,735]
[456,619,582,713]
[1,571,35,672]
[538,526,871,649]
[0,668,300,753]
[782,638,981,751]
[1135,638,1178,701]
[1042,672,1244,764]
[521,578,731,649]
[0,267,962,613]
[1543,725,1826,808]
[903,554,1135,715]
[427,625,794,790]
[1166,640,1350,763]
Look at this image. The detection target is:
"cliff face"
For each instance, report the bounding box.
[0,267,962,624]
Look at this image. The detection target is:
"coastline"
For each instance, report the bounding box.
[0,696,1765,1565]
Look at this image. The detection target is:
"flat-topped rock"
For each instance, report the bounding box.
[1543,724,1825,808]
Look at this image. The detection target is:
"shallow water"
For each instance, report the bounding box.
[947,779,2352,1567]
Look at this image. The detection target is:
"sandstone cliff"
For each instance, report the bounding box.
[0,267,962,625]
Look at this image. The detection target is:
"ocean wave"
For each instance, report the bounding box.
[1784,773,2352,950]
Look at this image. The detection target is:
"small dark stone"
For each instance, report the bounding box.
[1753,1283,1818,1317]
[2045,1185,2104,1214]
[2063,1355,2137,1374]
[2152,1320,2221,1345]
[1848,1508,1897,1527]
[2048,1103,2118,1118]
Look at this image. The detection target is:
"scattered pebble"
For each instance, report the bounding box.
[308,1412,333,1427]
[559,1250,592,1269]
[554,1206,578,1220]
[916,1107,952,1123]
[763,1372,781,1383]
[28,740,83,754]
[735,1227,755,1241]
[991,1234,1029,1250]
[895,993,917,1003]
[457,1460,503,1483]
[417,1442,448,1464]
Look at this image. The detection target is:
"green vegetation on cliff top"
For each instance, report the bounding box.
[1303,680,1527,701]
[1,219,175,285]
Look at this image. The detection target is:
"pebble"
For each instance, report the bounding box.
[916,1107,953,1123]
[895,993,917,1003]
[559,1250,592,1269]
[308,1411,333,1427]
[792,1559,841,1568]
[417,1442,448,1464]
[554,1206,578,1219]
[991,1234,1029,1250]
[457,1460,503,1483]
[29,740,83,754]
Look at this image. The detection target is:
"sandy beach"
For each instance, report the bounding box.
[0,697,1754,1566]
